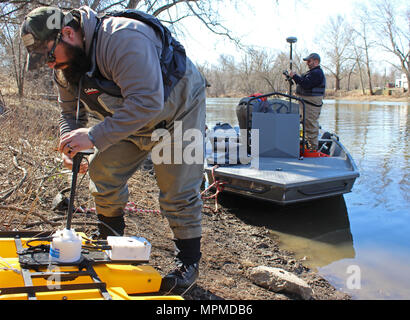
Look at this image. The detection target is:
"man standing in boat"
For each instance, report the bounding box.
[289,53,326,151]
[20,6,206,293]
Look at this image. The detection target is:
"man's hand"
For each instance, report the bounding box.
[59,128,94,158]
[61,153,89,174]
[289,71,296,78]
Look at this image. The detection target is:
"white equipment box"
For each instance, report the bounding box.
[105,236,151,261]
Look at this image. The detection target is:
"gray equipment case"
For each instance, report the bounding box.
[251,99,300,158]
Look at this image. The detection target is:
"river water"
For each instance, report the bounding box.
[206,97,410,300]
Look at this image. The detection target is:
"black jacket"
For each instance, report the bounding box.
[293,66,326,96]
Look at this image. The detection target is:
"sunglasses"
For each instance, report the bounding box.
[46,32,62,63]
[26,31,65,71]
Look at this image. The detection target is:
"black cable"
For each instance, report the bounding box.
[25,236,53,247]
[82,245,112,251]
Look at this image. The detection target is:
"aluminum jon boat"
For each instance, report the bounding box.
[204,92,359,205]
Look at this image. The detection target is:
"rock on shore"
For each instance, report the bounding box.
[249,266,313,300]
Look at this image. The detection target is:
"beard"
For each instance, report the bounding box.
[59,40,91,85]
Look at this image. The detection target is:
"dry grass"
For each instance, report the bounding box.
[0,88,162,234]
[325,89,409,101]
[0,92,92,231]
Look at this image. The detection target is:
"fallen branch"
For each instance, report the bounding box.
[25,220,101,228]
[0,205,57,226]
[0,152,28,202]
[0,187,14,196]
[70,221,100,226]
[35,163,67,196]
[35,170,71,181]
[0,109,10,118]
[0,89,5,113]
[16,195,39,229]
[25,216,67,228]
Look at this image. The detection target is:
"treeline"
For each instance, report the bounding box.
[198,50,398,98]
[200,0,409,97]
[0,0,408,99]
[198,51,294,98]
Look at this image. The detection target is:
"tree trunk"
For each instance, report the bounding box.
[347,63,356,91]
[364,48,374,95]
[335,76,341,91]
[357,61,365,95]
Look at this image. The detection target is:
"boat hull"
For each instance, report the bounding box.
[204,137,359,205]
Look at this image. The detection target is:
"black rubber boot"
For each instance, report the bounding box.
[95,214,125,239]
[160,237,201,292]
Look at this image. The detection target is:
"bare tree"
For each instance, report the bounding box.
[200,47,307,97]
[200,54,238,97]
[318,15,352,91]
[0,1,247,43]
[0,0,279,98]
[235,48,283,95]
[350,42,365,94]
[248,49,279,92]
[352,5,375,95]
[370,0,409,94]
[0,3,29,97]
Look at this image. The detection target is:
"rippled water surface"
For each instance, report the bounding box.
[206,97,410,299]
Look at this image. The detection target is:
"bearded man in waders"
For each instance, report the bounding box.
[289,53,326,151]
[20,6,206,292]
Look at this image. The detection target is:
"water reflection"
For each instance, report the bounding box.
[207,97,410,299]
[322,102,409,213]
[218,194,355,269]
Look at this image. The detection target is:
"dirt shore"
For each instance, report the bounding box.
[213,91,409,103]
[0,95,350,300]
[326,93,409,102]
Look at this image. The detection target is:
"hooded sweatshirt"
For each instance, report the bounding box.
[57,6,205,152]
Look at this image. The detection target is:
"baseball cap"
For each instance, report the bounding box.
[303,53,321,63]
[20,7,74,70]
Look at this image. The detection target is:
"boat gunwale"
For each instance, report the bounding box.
[205,137,359,189]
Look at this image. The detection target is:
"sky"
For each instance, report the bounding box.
[176,0,408,72]
[179,0,358,64]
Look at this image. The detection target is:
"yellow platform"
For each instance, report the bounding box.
[0,232,182,300]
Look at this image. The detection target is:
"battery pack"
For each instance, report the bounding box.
[105,236,151,261]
